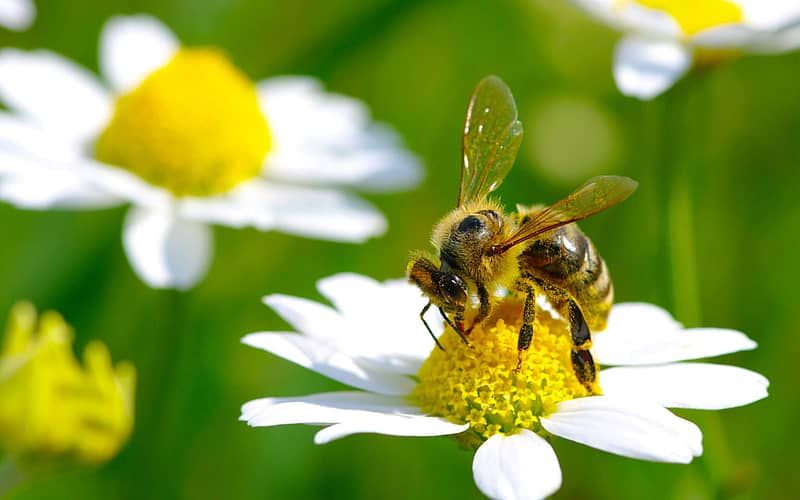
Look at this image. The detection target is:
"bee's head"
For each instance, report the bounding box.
[407,254,468,311]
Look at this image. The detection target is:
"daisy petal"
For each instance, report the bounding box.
[262,294,348,340]
[594,303,757,365]
[241,332,415,395]
[0,113,83,163]
[122,206,212,290]
[0,0,35,31]
[0,159,121,209]
[0,49,111,143]
[613,36,691,100]
[258,77,422,192]
[472,430,562,500]
[179,180,386,242]
[691,24,758,48]
[313,273,440,373]
[570,0,680,38]
[600,363,769,410]
[100,15,179,93]
[262,185,386,242]
[241,391,414,425]
[541,396,702,463]
[314,414,467,444]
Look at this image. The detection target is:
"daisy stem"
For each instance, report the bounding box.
[127,289,187,498]
[664,77,706,327]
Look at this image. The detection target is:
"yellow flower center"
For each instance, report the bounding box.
[95,48,271,197]
[0,302,136,464]
[630,0,743,36]
[414,299,597,446]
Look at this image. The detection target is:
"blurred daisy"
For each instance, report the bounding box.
[0,0,34,31]
[240,273,768,500]
[570,1,800,99]
[0,302,135,464]
[0,15,421,290]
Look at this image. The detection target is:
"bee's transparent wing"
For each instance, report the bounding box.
[493,176,638,254]
[458,75,523,206]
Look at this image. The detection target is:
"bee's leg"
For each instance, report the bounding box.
[515,281,536,371]
[438,306,472,348]
[419,301,445,351]
[466,284,491,335]
[567,300,597,391]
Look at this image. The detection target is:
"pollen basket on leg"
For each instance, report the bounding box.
[95,48,271,197]
[413,299,595,443]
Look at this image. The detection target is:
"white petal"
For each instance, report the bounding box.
[594,303,757,366]
[240,390,466,443]
[0,156,121,209]
[99,15,179,93]
[122,206,212,290]
[241,332,416,395]
[0,49,111,144]
[264,147,422,193]
[78,160,171,209]
[241,391,413,425]
[262,294,349,340]
[259,76,422,192]
[541,396,702,463]
[472,431,562,500]
[691,24,759,48]
[315,273,442,373]
[316,273,386,320]
[180,180,386,242]
[260,291,428,374]
[751,19,800,53]
[314,413,466,444]
[0,113,83,163]
[569,0,681,38]
[613,36,691,100]
[600,363,769,410]
[735,1,800,31]
[0,0,35,31]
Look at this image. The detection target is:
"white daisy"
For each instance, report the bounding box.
[240,272,768,500]
[0,0,34,31]
[0,15,421,290]
[569,0,800,99]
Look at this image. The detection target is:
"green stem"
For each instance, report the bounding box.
[126,290,187,499]
[664,79,705,327]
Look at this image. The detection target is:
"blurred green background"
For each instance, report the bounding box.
[1,0,798,498]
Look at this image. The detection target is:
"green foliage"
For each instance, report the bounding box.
[1,0,797,498]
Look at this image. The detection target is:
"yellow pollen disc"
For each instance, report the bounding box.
[629,0,743,36]
[95,48,271,197]
[413,299,597,445]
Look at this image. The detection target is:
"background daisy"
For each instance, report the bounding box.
[0,15,422,290]
[568,0,800,99]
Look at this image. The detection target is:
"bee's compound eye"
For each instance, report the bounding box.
[457,215,485,233]
[440,274,467,306]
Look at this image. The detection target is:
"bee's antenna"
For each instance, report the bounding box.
[438,306,473,348]
[419,302,446,351]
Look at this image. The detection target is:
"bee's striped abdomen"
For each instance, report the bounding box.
[517,223,613,331]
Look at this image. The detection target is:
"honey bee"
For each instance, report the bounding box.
[407,76,637,388]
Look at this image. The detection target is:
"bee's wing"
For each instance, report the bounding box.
[493,176,638,254]
[458,75,523,206]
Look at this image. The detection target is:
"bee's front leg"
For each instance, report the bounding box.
[466,284,491,335]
